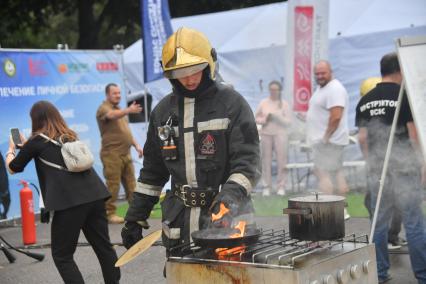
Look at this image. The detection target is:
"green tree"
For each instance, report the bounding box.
[0,0,141,49]
[168,0,283,17]
[0,0,284,49]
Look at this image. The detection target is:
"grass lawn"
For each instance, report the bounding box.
[117,192,377,219]
[117,201,162,219]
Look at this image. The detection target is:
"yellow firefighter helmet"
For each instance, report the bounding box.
[161,27,216,79]
[360,77,381,97]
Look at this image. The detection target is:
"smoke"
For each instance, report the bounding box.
[366,119,420,172]
[362,118,422,200]
[254,86,296,194]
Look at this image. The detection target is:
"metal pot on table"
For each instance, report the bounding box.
[283,193,345,241]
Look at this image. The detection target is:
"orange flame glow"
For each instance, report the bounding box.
[215,221,247,260]
[216,246,246,260]
[211,203,230,222]
[230,221,246,238]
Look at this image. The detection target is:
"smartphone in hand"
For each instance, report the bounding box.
[10,128,23,148]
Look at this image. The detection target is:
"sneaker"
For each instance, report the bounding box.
[387,242,402,250]
[262,189,271,197]
[395,237,407,246]
[388,237,406,250]
[108,214,125,224]
[277,189,286,196]
[344,208,351,220]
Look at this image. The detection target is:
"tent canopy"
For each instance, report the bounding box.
[123,0,426,127]
[126,0,426,56]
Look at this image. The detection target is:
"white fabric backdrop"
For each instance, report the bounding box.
[123,0,426,128]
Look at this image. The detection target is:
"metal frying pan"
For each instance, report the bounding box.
[191,227,261,248]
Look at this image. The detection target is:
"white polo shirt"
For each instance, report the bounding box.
[306,78,349,146]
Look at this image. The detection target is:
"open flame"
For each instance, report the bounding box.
[211,203,230,222]
[215,246,246,260]
[229,221,246,238]
[215,221,247,260]
[211,202,248,260]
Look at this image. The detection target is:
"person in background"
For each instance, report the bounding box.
[306,60,350,219]
[0,151,11,219]
[360,77,381,97]
[6,100,120,284]
[96,83,144,224]
[359,77,406,251]
[355,53,426,283]
[255,80,291,196]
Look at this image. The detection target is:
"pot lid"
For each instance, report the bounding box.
[289,194,345,203]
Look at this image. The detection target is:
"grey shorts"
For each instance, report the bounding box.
[313,143,344,171]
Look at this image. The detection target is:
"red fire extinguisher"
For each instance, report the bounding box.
[19,180,36,245]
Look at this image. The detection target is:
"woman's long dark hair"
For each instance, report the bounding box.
[30,101,77,141]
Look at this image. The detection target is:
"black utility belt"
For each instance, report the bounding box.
[173,185,219,208]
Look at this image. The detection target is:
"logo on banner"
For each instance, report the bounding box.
[96,62,118,72]
[58,63,89,74]
[199,133,216,155]
[3,59,16,77]
[58,64,68,74]
[296,11,311,33]
[295,87,311,105]
[28,58,48,76]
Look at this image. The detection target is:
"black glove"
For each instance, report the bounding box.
[210,182,249,227]
[125,192,159,222]
[121,221,143,249]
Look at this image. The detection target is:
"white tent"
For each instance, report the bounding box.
[123,0,426,127]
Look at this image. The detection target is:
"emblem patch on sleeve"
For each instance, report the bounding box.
[199,132,216,155]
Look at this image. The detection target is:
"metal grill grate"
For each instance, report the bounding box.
[169,229,369,268]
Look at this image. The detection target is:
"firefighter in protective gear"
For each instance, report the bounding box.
[121,27,261,258]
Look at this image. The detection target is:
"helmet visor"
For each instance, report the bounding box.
[164,63,208,79]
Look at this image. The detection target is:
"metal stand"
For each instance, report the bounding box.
[0,235,44,262]
[1,241,16,263]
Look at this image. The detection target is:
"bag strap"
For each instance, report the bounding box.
[38,134,68,171]
[38,157,68,171]
[39,133,62,146]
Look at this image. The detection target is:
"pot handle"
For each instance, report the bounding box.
[283,208,312,216]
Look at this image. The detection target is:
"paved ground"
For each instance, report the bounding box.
[0,216,418,284]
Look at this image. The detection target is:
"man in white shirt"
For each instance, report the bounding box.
[306,61,349,217]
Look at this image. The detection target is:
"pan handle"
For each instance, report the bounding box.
[283,208,312,216]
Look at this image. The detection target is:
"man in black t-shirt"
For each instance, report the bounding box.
[356,83,415,173]
[355,52,426,283]
[358,77,406,251]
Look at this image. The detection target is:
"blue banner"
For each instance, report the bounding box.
[0,50,124,219]
[141,0,173,83]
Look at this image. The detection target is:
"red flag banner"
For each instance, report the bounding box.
[293,6,314,112]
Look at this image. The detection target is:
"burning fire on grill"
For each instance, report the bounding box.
[211,203,247,260]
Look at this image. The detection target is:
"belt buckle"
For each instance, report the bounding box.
[181,185,191,207]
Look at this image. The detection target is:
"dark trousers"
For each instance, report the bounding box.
[0,152,10,219]
[51,199,120,284]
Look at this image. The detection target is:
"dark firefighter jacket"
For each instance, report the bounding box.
[126,81,261,252]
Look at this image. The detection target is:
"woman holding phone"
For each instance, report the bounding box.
[5,100,120,284]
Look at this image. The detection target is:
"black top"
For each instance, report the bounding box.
[9,135,110,211]
[355,82,418,172]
